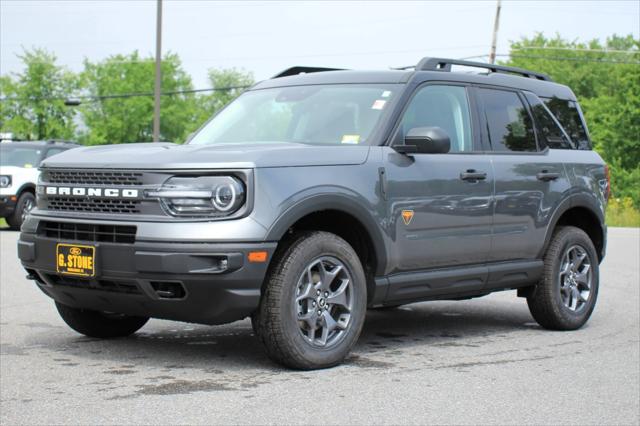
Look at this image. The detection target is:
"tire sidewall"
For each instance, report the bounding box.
[277,234,367,368]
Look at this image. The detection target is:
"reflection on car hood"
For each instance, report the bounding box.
[40,142,371,169]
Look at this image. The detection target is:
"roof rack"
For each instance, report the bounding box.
[272,66,345,79]
[416,57,551,81]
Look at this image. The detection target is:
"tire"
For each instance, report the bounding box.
[6,191,35,230]
[253,231,367,370]
[527,226,599,330]
[55,301,149,338]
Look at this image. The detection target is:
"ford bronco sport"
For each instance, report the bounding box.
[18,58,608,370]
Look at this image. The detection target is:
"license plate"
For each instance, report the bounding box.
[56,243,96,277]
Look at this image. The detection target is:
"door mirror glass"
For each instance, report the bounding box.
[397,126,451,154]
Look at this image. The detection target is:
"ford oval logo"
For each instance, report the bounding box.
[69,247,82,255]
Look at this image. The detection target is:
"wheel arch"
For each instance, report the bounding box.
[540,193,606,262]
[265,194,388,301]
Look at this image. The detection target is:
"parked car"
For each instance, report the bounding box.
[18,58,608,369]
[1,140,79,229]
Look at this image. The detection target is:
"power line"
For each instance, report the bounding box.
[461,54,639,65]
[502,54,640,64]
[0,85,251,103]
[515,46,639,54]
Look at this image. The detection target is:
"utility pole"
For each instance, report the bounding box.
[153,0,163,142]
[489,0,502,64]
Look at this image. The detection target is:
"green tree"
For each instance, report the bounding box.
[192,68,254,127]
[503,33,640,205]
[0,48,78,140]
[80,51,197,144]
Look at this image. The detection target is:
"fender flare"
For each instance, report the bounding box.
[265,193,388,275]
[538,192,606,260]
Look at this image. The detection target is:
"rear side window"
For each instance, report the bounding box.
[478,88,537,152]
[543,97,591,150]
[524,93,573,150]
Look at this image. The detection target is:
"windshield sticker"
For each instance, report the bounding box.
[24,164,33,168]
[381,90,392,98]
[371,100,387,110]
[341,135,360,144]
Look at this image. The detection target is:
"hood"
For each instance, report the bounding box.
[0,165,40,183]
[40,142,371,170]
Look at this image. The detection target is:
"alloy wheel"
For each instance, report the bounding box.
[294,256,353,348]
[559,244,592,313]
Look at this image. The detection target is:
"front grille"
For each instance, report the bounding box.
[45,170,143,186]
[39,168,167,216]
[47,197,141,214]
[46,274,142,295]
[40,221,136,244]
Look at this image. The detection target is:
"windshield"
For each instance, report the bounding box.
[189,84,398,146]
[0,146,42,168]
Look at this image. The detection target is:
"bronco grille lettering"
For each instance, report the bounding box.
[44,186,140,198]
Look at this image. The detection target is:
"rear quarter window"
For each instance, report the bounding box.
[543,97,591,150]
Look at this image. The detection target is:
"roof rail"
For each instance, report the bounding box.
[272,66,345,79]
[416,57,551,81]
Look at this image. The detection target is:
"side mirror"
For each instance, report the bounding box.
[394,127,451,154]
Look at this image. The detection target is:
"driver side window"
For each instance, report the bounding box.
[399,85,473,152]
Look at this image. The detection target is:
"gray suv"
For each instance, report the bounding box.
[18,58,608,369]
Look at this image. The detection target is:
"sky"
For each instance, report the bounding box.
[1,0,638,88]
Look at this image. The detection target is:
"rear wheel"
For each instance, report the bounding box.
[7,191,35,230]
[55,302,149,338]
[253,231,367,370]
[527,226,599,330]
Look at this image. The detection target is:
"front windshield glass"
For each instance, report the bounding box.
[189,84,398,146]
[0,146,42,168]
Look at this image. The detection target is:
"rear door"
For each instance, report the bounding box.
[383,83,494,272]
[475,87,572,262]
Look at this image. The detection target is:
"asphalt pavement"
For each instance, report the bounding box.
[1,227,638,425]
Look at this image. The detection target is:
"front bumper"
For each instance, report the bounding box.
[18,229,277,325]
[0,195,17,217]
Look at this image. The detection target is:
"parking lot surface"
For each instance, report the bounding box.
[1,227,638,425]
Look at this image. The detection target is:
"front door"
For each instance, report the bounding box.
[384,84,494,272]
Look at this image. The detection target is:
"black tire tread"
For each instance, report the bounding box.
[55,302,149,338]
[254,231,365,370]
[527,226,598,330]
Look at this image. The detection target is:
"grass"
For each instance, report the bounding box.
[606,197,640,228]
[0,218,7,229]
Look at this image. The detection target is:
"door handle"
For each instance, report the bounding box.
[536,171,560,181]
[460,170,487,181]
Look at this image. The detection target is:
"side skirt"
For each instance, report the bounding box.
[376,259,543,306]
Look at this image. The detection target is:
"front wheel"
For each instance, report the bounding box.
[253,231,367,370]
[527,226,599,330]
[6,191,35,230]
[55,302,149,338]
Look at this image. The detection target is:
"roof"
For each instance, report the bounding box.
[252,70,414,89]
[253,57,576,101]
[0,140,80,148]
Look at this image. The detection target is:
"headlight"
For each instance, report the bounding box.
[147,176,245,217]
[0,175,11,188]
